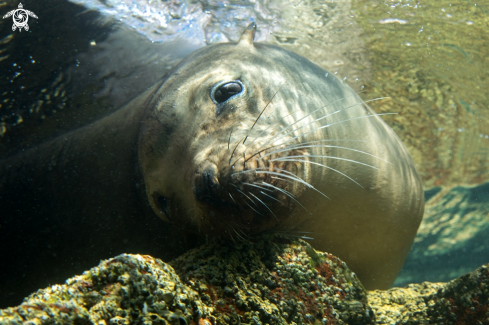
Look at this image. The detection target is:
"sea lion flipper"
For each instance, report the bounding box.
[237,22,256,47]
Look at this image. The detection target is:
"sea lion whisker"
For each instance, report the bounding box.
[273,231,315,240]
[231,166,302,180]
[241,183,284,206]
[260,138,367,155]
[257,168,331,202]
[246,92,365,149]
[230,167,262,177]
[263,98,391,149]
[242,80,287,145]
[235,188,259,208]
[290,139,367,144]
[235,226,251,240]
[235,166,311,188]
[262,141,366,157]
[242,182,275,193]
[246,123,284,150]
[234,228,252,244]
[287,235,315,240]
[227,188,246,209]
[254,169,312,187]
[244,199,265,216]
[235,231,245,244]
[245,109,306,150]
[266,173,331,201]
[235,190,260,213]
[249,192,278,220]
[250,94,364,151]
[244,89,316,149]
[271,155,379,170]
[256,181,310,213]
[276,112,398,149]
[232,228,241,243]
[240,229,252,242]
[257,97,389,152]
[276,230,316,235]
[268,166,302,178]
[261,144,392,165]
[269,158,364,188]
[242,139,366,166]
[242,146,276,165]
[229,135,247,165]
[270,176,294,184]
[259,191,283,204]
[256,109,341,152]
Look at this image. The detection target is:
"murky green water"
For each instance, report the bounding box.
[353,0,489,188]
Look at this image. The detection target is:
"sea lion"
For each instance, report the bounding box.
[0,23,423,306]
[138,23,424,288]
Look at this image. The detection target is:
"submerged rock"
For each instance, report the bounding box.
[0,234,488,324]
[369,263,489,324]
[0,235,372,325]
[170,235,372,325]
[0,253,207,325]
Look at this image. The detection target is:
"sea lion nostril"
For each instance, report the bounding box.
[153,193,171,220]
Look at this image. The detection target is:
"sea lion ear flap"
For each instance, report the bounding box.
[237,22,256,47]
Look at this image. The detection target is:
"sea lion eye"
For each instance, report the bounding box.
[211,81,244,104]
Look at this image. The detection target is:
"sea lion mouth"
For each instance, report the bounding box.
[192,141,310,237]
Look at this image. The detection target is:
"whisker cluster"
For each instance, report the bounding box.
[224,84,394,221]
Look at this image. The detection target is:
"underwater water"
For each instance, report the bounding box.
[0,0,487,308]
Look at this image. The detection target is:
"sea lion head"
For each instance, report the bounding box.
[138,23,337,238]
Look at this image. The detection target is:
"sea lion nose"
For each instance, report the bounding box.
[193,165,222,203]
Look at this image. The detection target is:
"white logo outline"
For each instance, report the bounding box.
[3,3,38,32]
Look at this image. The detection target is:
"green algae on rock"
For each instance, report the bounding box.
[170,235,373,325]
[0,235,374,325]
[0,253,210,325]
[369,263,489,324]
